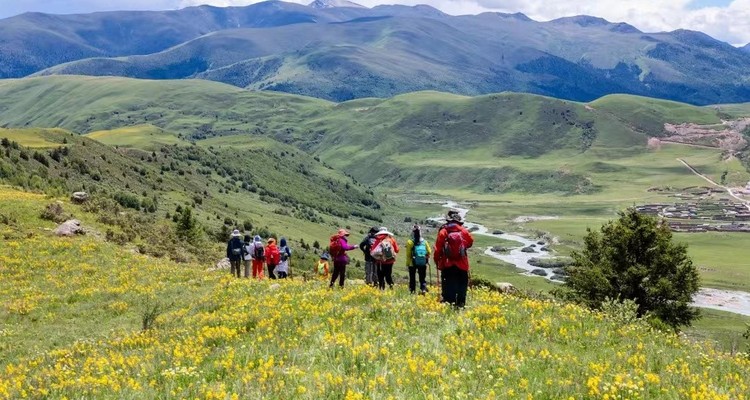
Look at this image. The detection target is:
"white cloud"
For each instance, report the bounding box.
[3,0,749,46]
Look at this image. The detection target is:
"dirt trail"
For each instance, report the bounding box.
[676,158,750,211]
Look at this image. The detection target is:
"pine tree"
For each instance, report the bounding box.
[565,208,701,329]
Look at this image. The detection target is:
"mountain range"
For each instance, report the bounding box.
[2,1,750,104]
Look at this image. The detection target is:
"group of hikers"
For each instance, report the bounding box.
[226,209,474,307]
[226,233,292,280]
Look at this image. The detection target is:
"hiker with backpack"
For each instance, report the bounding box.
[329,229,357,288]
[243,234,254,278]
[275,237,292,279]
[226,229,247,278]
[251,235,265,279]
[434,210,474,308]
[371,227,399,290]
[359,227,379,286]
[315,253,330,279]
[266,238,281,280]
[405,225,432,295]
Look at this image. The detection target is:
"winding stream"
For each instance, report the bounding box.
[434,201,750,317]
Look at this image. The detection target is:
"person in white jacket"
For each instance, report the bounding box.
[275,237,292,279]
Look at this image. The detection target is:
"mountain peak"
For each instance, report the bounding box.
[551,15,611,27]
[308,0,366,9]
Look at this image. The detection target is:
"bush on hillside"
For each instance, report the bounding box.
[41,202,70,223]
[563,208,701,329]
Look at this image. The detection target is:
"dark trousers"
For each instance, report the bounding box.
[230,259,242,278]
[409,265,427,293]
[330,262,347,287]
[277,271,288,279]
[377,263,394,290]
[267,264,277,279]
[441,266,469,307]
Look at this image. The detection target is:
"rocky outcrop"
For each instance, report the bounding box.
[54,219,84,236]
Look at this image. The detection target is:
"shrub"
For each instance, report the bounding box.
[565,208,700,329]
[41,202,69,223]
[113,192,141,210]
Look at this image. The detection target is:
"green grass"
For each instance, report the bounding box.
[2,220,749,398]
[0,127,64,148]
[85,124,184,149]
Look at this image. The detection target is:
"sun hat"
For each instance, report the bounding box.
[267,237,276,244]
[375,227,394,236]
[231,229,241,237]
[337,228,350,236]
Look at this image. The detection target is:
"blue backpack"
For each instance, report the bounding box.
[413,240,428,267]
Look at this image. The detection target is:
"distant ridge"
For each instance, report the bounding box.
[309,0,366,9]
[3,1,750,105]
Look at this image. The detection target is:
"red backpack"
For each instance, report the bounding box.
[443,225,467,261]
[329,235,343,257]
[267,246,281,265]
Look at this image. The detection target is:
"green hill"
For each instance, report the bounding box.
[0,126,381,264]
[5,76,746,196]
[0,197,748,398]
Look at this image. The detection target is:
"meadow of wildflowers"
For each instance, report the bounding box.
[1,187,750,399]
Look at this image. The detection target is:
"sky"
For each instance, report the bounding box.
[1,0,748,46]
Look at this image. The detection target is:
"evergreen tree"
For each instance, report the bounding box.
[565,208,700,329]
[176,207,202,246]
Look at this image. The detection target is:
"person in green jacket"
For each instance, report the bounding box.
[405,225,432,295]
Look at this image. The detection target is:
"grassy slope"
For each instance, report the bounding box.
[0,127,382,266]
[85,124,183,149]
[2,187,749,398]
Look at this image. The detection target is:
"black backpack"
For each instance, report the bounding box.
[230,240,243,256]
[253,243,265,260]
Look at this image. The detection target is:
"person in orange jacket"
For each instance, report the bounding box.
[265,237,281,280]
[371,227,399,290]
[434,210,474,307]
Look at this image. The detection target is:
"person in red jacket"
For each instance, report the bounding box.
[434,210,474,308]
[265,238,281,280]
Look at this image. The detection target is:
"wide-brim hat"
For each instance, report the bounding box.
[337,228,350,236]
[231,229,241,237]
[376,229,394,236]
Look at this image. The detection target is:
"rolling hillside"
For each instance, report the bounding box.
[3,2,750,104]
[0,125,381,264]
[1,76,748,197]
[2,189,748,398]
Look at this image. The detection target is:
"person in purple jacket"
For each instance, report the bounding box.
[329,228,357,288]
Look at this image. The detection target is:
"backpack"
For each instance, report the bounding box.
[230,239,242,256]
[280,246,291,262]
[267,246,281,265]
[371,238,395,262]
[442,225,467,262]
[253,243,265,261]
[412,240,428,267]
[329,236,343,257]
